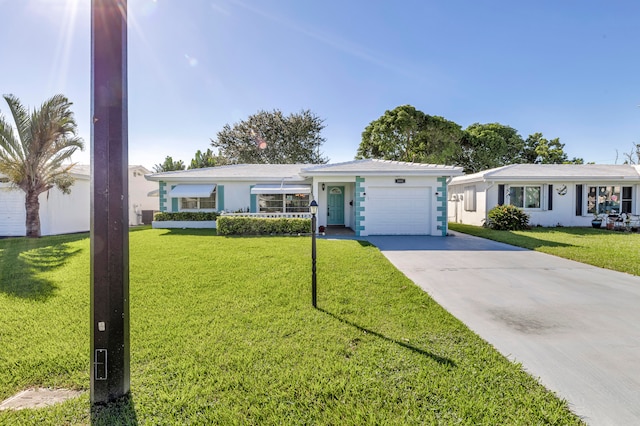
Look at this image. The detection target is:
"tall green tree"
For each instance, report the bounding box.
[0,94,84,237]
[356,105,463,164]
[522,133,570,164]
[211,109,328,164]
[188,148,228,169]
[455,123,525,173]
[153,156,185,172]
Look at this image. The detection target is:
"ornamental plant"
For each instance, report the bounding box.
[485,204,530,231]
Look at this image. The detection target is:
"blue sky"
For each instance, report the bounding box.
[1,0,639,169]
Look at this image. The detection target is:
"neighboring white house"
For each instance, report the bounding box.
[448,164,640,227]
[145,159,464,236]
[0,165,157,237]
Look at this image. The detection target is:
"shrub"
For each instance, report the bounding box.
[153,211,220,221]
[217,216,311,235]
[485,205,530,231]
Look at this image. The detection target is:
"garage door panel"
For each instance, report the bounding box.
[365,186,431,235]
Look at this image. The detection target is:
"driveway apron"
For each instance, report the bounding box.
[364,232,640,426]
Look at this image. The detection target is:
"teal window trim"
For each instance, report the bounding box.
[250,185,257,213]
[171,185,178,212]
[217,185,225,211]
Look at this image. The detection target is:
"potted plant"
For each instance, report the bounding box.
[591,213,603,228]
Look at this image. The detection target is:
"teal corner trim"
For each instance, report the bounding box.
[436,177,448,236]
[249,185,257,213]
[159,181,167,212]
[218,185,225,211]
[354,176,365,237]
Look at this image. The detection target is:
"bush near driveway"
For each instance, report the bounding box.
[0,229,583,424]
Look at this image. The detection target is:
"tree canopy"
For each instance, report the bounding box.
[357,105,581,173]
[188,148,228,169]
[153,156,185,173]
[0,94,84,237]
[521,132,584,164]
[211,109,328,164]
[456,123,525,173]
[356,105,463,164]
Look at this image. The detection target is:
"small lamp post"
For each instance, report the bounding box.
[310,199,318,308]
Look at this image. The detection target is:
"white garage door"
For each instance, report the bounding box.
[365,186,431,235]
[0,188,26,236]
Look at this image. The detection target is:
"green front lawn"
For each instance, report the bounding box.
[449,223,640,276]
[0,229,582,424]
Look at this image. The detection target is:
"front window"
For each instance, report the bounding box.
[587,186,626,214]
[258,193,310,213]
[509,186,540,209]
[181,193,216,210]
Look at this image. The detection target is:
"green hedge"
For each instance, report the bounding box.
[217,216,311,235]
[154,212,220,221]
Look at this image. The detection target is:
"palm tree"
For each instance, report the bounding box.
[0,94,84,237]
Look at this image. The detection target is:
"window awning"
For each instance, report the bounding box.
[168,184,216,198]
[251,184,311,195]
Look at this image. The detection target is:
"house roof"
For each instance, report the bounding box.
[145,159,463,182]
[451,164,640,185]
[67,164,152,180]
[145,163,313,182]
[302,159,464,176]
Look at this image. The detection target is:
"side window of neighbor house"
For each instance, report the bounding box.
[587,186,622,214]
[463,186,476,211]
[180,193,216,210]
[510,186,541,209]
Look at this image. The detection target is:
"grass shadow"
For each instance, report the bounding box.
[91,393,138,425]
[0,233,86,300]
[356,239,375,247]
[496,232,575,250]
[157,228,217,237]
[317,307,456,368]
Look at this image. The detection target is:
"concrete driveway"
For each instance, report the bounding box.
[364,232,640,426]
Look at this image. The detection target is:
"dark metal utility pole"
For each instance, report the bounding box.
[310,200,318,308]
[90,0,130,404]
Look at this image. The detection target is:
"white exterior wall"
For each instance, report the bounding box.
[128,167,158,225]
[1,166,161,237]
[221,181,252,212]
[0,178,90,237]
[450,180,640,227]
[40,178,91,235]
[161,180,312,214]
[448,182,490,226]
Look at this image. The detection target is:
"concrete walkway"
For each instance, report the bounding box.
[364,232,640,426]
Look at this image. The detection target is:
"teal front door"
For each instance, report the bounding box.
[327,186,345,225]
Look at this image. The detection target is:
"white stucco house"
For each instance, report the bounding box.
[0,165,157,237]
[448,164,640,227]
[144,159,464,236]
